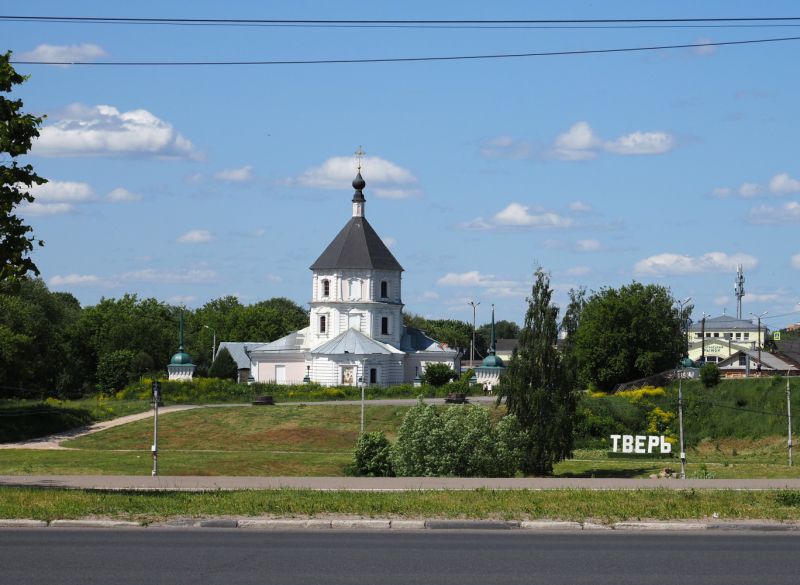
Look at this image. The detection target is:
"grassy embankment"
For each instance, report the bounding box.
[1,486,800,523]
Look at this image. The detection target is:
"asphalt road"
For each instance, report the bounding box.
[1,529,799,584]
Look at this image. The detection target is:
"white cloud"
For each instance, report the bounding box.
[50,274,107,287]
[18,43,109,68]
[118,268,218,284]
[106,187,142,202]
[709,188,732,198]
[265,274,283,282]
[693,37,717,57]
[20,202,76,216]
[421,291,439,299]
[460,203,574,231]
[565,266,591,276]
[167,295,197,304]
[790,254,800,270]
[33,104,201,159]
[436,271,518,288]
[603,131,675,155]
[540,239,568,249]
[288,156,418,190]
[546,121,601,161]
[29,181,96,202]
[568,201,594,214]
[746,201,800,225]
[769,173,800,194]
[251,228,266,237]
[634,252,759,277]
[177,230,216,244]
[478,135,534,160]
[574,239,609,252]
[738,182,763,197]
[373,188,424,200]
[213,166,254,182]
[382,237,397,249]
[184,173,204,184]
[714,296,731,306]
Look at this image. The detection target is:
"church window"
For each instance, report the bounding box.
[380,281,388,298]
[381,317,389,335]
[320,315,326,333]
[370,368,377,384]
[322,279,330,297]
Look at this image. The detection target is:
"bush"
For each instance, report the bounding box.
[421,363,459,388]
[96,350,138,393]
[208,347,238,380]
[351,431,393,477]
[128,351,155,381]
[390,398,526,477]
[700,363,722,388]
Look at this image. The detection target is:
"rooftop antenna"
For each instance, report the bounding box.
[734,263,745,319]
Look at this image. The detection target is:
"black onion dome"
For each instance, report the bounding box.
[352,171,366,191]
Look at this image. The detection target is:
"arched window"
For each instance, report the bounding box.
[322,279,330,297]
[320,315,326,333]
[380,281,388,298]
[381,316,389,335]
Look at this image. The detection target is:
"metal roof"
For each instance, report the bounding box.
[216,342,268,369]
[310,328,403,356]
[717,349,798,371]
[399,327,458,355]
[309,216,404,272]
[688,314,763,332]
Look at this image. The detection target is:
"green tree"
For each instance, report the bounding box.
[1,52,47,294]
[560,286,586,389]
[476,320,520,352]
[572,282,686,392]
[421,362,458,387]
[351,431,393,477]
[96,349,138,393]
[208,347,238,380]
[498,267,577,476]
[700,363,721,388]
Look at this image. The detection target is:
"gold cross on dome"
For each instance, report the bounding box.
[354,145,366,170]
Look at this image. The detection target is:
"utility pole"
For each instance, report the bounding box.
[749,311,768,375]
[468,301,480,368]
[788,379,793,467]
[675,297,691,480]
[152,380,160,476]
[360,359,368,434]
[204,325,217,361]
[701,312,710,361]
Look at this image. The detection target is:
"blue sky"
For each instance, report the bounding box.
[6,1,800,330]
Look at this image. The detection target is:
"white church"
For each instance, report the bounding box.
[239,165,460,386]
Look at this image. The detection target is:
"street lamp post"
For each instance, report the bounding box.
[360,359,368,434]
[749,311,768,376]
[701,312,710,362]
[151,380,161,476]
[675,297,691,480]
[468,301,480,368]
[204,325,217,362]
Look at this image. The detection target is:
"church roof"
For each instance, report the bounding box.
[310,216,404,272]
[311,328,404,355]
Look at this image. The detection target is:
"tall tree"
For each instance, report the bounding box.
[498,267,576,476]
[572,282,686,392]
[1,51,47,294]
[559,286,586,389]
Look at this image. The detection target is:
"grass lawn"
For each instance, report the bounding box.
[1,486,800,523]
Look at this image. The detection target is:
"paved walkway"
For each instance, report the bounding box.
[0,397,499,450]
[2,475,800,491]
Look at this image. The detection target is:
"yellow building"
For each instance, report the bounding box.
[686,314,768,364]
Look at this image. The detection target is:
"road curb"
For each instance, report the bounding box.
[520,521,582,530]
[426,520,518,530]
[707,524,799,531]
[614,522,707,531]
[0,519,48,527]
[49,519,140,528]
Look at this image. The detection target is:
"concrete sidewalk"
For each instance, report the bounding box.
[2,475,800,491]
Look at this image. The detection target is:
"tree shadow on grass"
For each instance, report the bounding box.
[556,467,655,479]
[0,405,95,444]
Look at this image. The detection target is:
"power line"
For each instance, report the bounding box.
[4,15,800,25]
[11,35,800,67]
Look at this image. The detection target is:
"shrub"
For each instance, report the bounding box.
[421,363,459,387]
[128,351,155,381]
[390,398,526,477]
[700,363,721,388]
[96,350,138,393]
[351,431,393,477]
[208,347,238,380]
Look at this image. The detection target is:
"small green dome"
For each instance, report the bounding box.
[170,351,194,365]
[482,354,505,368]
